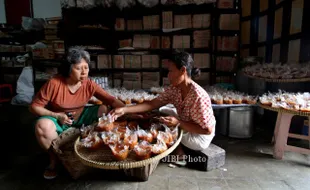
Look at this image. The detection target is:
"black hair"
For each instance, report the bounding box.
[59,46,91,77]
[166,50,201,79]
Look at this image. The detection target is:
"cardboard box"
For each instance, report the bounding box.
[133,35,151,49]
[242,0,251,17]
[143,15,160,30]
[162,11,173,29]
[173,35,190,48]
[288,39,300,63]
[113,55,124,68]
[218,0,234,8]
[241,49,250,58]
[115,18,125,30]
[97,55,112,69]
[217,36,239,51]
[161,36,171,49]
[174,15,192,28]
[142,55,159,68]
[123,72,141,81]
[219,14,240,30]
[241,21,251,45]
[11,46,25,52]
[0,45,12,52]
[260,0,268,12]
[123,81,142,90]
[192,14,210,28]
[119,39,132,48]
[194,72,210,86]
[150,36,160,49]
[114,79,122,88]
[127,20,143,31]
[216,57,236,72]
[142,72,160,81]
[274,8,283,39]
[258,16,267,42]
[125,55,141,68]
[290,0,304,34]
[32,48,54,59]
[193,30,210,48]
[142,80,160,89]
[194,53,210,68]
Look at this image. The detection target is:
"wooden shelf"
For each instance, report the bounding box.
[61,1,240,86]
[0,52,30,57]
[91,68,160,73]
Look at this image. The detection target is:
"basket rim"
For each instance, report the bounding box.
[243,73,310,83]
[259,103,310,116]
[74,129,183,170]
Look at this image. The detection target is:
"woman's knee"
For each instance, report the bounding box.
[35,118,57,138]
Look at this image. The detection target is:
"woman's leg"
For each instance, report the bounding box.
[35,118,59,178]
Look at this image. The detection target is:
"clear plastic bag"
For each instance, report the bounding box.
[134,141,152,160]
[163,125,179,141]
[150,123,161,139]
[124,130,138,150]
[157,131,173,147]
[136,128,153,143]
[76,0,96,9]
[127,121,138,131]
[95,0,114,7]
[115,0,136,10]
[137,0,159,7]
[152,139,168,154]
[80,131,103,149]
[101,131,120,145]
[61,0,76,8]
[109,142,129,161]
[80,124,94,139]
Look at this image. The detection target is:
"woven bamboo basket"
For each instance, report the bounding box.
[243,73,310,83]
[259,103,310,117]
[51,127,96,179]
[74,129,183,180]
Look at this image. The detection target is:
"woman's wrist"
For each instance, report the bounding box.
[52,112,60,120]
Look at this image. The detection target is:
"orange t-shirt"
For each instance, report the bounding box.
[31,76,115,120]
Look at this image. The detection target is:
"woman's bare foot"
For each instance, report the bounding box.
[44,149,59,179]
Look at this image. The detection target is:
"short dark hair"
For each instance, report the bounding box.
[60,46,91,77]
[166,50,201,78]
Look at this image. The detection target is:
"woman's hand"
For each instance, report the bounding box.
[109,107,126,122]
[56,112,74,125]
[160,116,180,127]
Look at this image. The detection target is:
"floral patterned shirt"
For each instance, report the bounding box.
[157,81,216,133]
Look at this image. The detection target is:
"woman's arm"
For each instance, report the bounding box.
[29,106,59,118]
[179,120,212,135]
[29,106,73,125]
[160,116,212,135]
[111,99,125,108]
[110,98,166,120]
[124,98,165,114]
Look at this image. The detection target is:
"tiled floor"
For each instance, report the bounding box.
[1,131,310,190]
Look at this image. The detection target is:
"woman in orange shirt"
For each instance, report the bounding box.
[29,47,124,179]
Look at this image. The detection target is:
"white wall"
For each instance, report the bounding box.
[32,0,61,18]
[0,0,6,23]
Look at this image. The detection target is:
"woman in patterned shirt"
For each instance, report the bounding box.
[110,50,216,161]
